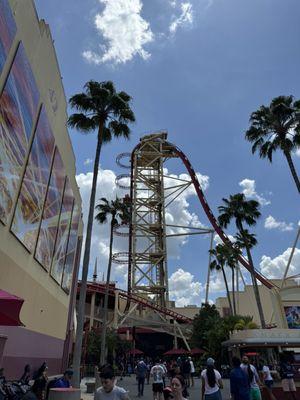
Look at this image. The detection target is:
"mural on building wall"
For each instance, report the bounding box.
[62,203,80,293]
[35,148,65,270]
[0,0,17,73]
[11,107,55,251]
[0,43,39,224]
[51,177,73,284]
[285,306,300,329]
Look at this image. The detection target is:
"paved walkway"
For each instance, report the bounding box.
[81,375,231,400]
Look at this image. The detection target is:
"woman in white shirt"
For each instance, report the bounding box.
[261,364,277,400]
[201,358,223,400]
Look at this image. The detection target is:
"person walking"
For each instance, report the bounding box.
[279,358,297,400]
[230,357,250,400]
[188,357,195,387]
[94,366,129,400]
[181,358,191,388]
[201,358,223,400]
[240,356,262,400]
[135,359,148,397]
[151,360,165,400]
[259,361,277,400]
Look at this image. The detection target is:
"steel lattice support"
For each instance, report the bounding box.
[130,133,169,307]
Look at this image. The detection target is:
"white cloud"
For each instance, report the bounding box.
[214,234,235,246]
[82,0,153,65]
[260,247,300,279]
[84,158,93,165]
[169,2,193,34]
[239,178,270,206]
[295,148,300,157]
[169,268,204,306]
[264,215,294,232]
[76,165,210,286]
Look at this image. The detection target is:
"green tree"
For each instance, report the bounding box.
[245,95,300,193]
[68,81,135,386]
[95,197,130,366]
[209,244,234,316]
[218,193,266,328]
[191,303,222,350]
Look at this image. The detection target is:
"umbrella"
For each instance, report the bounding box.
[163,348,188,356]
[0,289,24,326]
[127,348,144,355]
[190,348,205,355]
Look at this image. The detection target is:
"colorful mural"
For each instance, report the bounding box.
[11,107,55,251]
[35,148,65,270]
[0,43,39,224]
[0,0,17,73]
[285,306,300,329]
[51,178,73,284]
[62,203,80,293]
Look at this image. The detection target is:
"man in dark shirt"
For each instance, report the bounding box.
[230,357,250,400]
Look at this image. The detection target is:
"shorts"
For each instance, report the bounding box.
[204,390,222,400]
[264,380,273,389]
[152,383,163,393]
[282,378,296,392]
[250,387,261,400]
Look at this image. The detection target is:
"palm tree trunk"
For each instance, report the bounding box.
[73,121,104,387]
[221,266,233,315]
[240,225,266,329]
[231,268,236,315]
[284,150,300,194]
[100,216,115,365]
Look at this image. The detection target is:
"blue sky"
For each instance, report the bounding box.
[34,0,300,306]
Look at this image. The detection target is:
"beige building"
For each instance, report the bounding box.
[216,279,300,328]
[216,279,300,356]
[0,0,83,377]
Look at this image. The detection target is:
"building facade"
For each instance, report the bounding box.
[0,0,83,377]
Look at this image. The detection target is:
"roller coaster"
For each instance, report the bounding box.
[109,132,276,327]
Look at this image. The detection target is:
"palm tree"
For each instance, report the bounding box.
[234,316,258,330]
[218,193,266,328]
[210,244,235,316]
[95,197,130,366]
[68,81,135,386]
[245,95,300,193]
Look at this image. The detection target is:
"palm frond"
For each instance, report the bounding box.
[67,113,96,132]
[69,93,95,112]
[108,120,131,139]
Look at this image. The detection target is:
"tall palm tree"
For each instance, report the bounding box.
[68,81,135,386]
[210,244,235,316]
[218,193,266,328]
[245,95,300,193]
[95,197,130,366]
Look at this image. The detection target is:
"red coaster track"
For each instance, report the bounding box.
[126,139,274,295]
[85,282,192,323]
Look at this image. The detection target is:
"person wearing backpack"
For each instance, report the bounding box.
[135,359,147,397]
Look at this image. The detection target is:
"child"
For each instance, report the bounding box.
[94,366,130,400]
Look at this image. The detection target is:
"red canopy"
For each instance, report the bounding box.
[163,348,188,356]
[190,348,205,355]
[0,289,24,326]
[127,348,144,355]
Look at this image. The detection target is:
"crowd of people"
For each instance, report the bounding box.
[94,354,299,400]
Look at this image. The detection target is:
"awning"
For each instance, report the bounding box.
[127,348,144,355]
[163,348,189,356]
[0,289,24,326]
[190,347,205,355]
